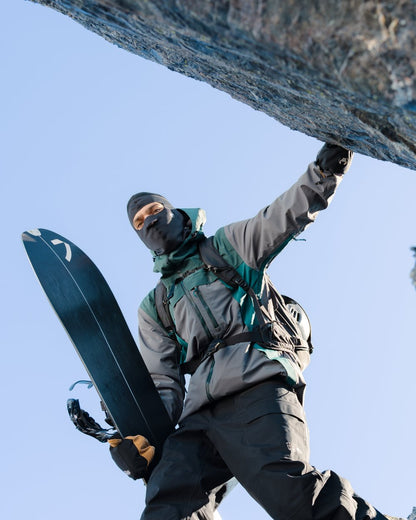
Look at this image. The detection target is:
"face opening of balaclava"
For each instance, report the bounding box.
[127,192,191,256]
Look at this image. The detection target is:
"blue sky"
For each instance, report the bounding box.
[2,1,415,519]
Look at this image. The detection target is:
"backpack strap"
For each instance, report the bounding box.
[154,282,178,343]
[153,236,310,374]
[198,237,312,355]
[153,236,231,336]
[198,237,277,333]
[198,237,250,291]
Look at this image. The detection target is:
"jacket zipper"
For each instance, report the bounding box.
[180,281,213,341]
[193,287,219,329]
[179,281,216,402]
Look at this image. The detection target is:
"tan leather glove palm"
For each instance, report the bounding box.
[108,435,155,479]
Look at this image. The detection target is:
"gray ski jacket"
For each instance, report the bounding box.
[138,162,342,424]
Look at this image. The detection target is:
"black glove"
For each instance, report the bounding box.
[316,143,353,176]
[108,435,155,480]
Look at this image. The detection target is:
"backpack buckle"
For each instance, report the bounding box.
[206,339,226,357]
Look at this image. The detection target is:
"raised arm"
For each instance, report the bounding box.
[217,144,353,271]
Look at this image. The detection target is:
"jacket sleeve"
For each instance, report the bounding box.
[138,303,185,425]
[219,162,343,270]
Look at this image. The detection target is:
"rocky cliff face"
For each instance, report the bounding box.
[32,1,416,170]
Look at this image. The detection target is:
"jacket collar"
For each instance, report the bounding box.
[152,208,206,276]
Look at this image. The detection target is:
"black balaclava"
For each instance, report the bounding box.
[127,192,191,255]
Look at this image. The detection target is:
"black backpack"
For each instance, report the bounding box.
[154,236,312,374]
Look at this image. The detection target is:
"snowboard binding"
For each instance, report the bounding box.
[67,380,120,442]
[67,399,120,442]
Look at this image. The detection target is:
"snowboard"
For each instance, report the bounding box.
[22,228,174,460]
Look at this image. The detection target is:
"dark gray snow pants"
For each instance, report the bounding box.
[141,378,386,520]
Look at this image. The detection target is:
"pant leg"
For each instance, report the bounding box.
[206,378,387,520]
[141,420,233,520]
[184,482,231,520]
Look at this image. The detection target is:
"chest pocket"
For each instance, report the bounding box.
[168,269,239,348]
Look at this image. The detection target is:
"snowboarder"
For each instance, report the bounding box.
[111,143,390,520]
